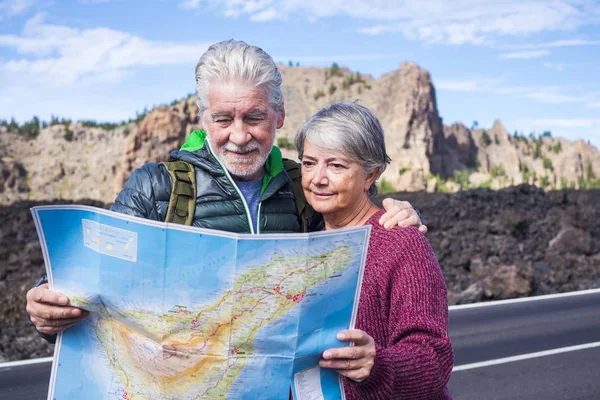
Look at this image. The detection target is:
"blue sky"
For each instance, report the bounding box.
[1,0,599,148]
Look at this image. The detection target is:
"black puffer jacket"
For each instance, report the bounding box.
[110,130,321,234]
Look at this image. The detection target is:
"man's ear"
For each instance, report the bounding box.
[198,109,206,131]
[276,104,285,129]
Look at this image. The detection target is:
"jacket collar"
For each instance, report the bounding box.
[176,130,286,195]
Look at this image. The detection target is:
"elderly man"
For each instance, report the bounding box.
[26,40,426,340]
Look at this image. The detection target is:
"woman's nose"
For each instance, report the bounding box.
[312,165,328,185]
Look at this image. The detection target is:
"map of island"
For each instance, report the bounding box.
[32,205,369,400]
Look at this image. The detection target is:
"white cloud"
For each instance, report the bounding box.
[250,7,278,22]
[543,62,565,71]
[540,39,600,47]
[525,91,587,103]
[500,50,550,59]
[436,79,485,92]
[0,13,210,86]
[357,25,389,36]
[437,78,600,106]
[529,118,600,129]
[179,0,201,9]
[275,53,396,63]
[0,0,36,20]
[178,0,600,46]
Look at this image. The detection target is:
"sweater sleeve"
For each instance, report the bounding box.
[350,227,454,399]
[109,164,165,220]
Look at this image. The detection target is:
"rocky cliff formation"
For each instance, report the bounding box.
[114,98,201,194]
[0,124,127,204]
[1,62,599,205]
[443,120,600,191]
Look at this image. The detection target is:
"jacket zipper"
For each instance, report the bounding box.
[205,141,256,234]
[256,202,262,234]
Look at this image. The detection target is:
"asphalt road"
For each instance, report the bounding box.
[448,290,600,400]
[2,289,600,400]
[0,359,51,400]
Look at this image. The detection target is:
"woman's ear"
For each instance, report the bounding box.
[364,168,381,192]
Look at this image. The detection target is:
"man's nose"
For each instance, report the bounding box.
[229,121,251,145]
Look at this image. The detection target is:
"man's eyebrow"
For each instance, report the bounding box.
[210,111,231,119]
[246,109,268,117]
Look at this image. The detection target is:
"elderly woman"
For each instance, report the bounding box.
[295,102,453,399]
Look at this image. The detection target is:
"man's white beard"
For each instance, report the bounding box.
[216,140,269,180]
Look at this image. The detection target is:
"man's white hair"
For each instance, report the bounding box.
[195,40,284,117]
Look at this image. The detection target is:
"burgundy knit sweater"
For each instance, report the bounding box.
[342,210,454,400]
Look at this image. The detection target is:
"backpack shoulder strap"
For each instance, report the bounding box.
[161,160,196,226]
[283,158,315,232]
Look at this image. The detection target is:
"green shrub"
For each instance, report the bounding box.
[482,131,492,146]
[467,153,480,170]
[277,137,296,150]
[20,116,41,139]
[377,178,395,194]
[450,170,469,189]
[329,62,342,77]
[427,173,450,193]
[398,167,411,175]
[552,142,562,153]
[80,120,121,131]
[588,178,600,189]
[64,126,73,141]
[560,177,567,190]
[490,164,506,178]
[328,83,337,95]
[478,179,492,189]
[585,159,595,180]
[313,89,325,100]
[342,75,355,90]
[542,156,553,171]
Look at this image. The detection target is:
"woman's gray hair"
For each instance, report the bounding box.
[295,101,391,196]
[195,40,284,116]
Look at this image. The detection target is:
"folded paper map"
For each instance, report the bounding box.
[32,205,369,400]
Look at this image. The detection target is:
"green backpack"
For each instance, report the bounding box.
[161,159,315,232]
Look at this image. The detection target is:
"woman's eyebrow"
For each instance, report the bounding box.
[302,154,350,163]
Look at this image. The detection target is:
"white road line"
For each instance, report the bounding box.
[453,341,600,372]
[0,357,53,369]
[449,287,600,311]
